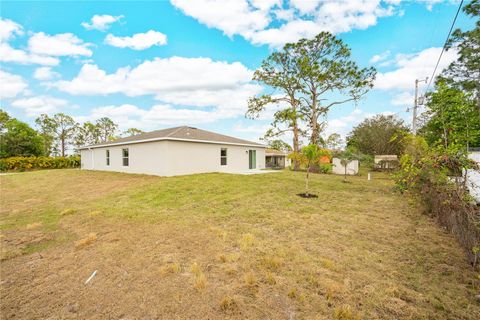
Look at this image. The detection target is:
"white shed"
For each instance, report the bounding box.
[332,158,359,175]
[80,126,266,177]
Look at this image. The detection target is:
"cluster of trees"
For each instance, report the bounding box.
[391,1,480,265]
[347,114,409,155]
[419,0,480,152]
[247,31,376,170]
[0,110,143,158]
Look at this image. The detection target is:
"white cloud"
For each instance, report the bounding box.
[78,104,230,130]
[81,14,124,31]
[171,0,400,47]
[28,32,92,57]
[0,19,59,66]
[33,67,60,80]
[105,30,167,50]
[0,70,28,99]
[375,47,458,90]
[0,43,60,66]
[0,18,23,42]
[369,50,391,63]
[51,57,262,117]
[11,95,68,116]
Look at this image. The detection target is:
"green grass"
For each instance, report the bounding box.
[1,169,479,319]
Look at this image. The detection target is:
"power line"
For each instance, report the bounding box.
[423,0,464,95]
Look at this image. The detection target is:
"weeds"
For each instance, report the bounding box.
[74,233,97,248]
[194,272,207,291]
[160,263,181,276]
[219,295,238,313]
[240,233,255,250]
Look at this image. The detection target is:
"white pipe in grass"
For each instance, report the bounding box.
[85,270,97,285]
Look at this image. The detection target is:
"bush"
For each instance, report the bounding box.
[0,156,80,172]
[313,163,333,174]
[394,135,480,265]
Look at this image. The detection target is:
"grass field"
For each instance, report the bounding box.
[1,169,479,319]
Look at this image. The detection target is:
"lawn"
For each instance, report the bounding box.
[1,169,479,319]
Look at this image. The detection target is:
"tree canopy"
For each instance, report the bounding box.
[346,114,409,155]
[1,111,44,158]
[266,139,292,152]
[418,80,480,150]
[247,32,375,169]
[444,0,480,109]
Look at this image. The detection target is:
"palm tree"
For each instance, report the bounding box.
[338,149,357,182]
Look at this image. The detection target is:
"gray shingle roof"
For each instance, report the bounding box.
[80,126,265,149]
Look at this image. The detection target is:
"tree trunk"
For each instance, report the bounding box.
[305,163,310,196]
[61,135,65,157]
[310,89,319,145]
[293,121,300,171]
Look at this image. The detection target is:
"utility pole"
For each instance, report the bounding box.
[412,77,428,135]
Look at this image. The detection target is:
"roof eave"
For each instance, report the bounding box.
[79,137,266,150]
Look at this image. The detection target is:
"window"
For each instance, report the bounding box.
[122,148,129,166]
[106,150,110,166]
[220,148,227,165]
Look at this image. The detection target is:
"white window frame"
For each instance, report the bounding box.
[220,148,227,166]
[122,148,129,166]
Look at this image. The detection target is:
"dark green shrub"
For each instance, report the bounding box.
[0,156,80,172]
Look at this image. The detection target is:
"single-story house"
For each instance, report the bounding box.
[80,126,266,176]
[265,148,290,169]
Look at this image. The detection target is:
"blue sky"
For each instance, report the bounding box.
[0,0,475,144]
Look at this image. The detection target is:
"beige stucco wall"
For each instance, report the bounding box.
[80,140,265,176]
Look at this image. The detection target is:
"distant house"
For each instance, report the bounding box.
[79,126,266,176]
[265,148,290,169]
[374,155,399,170]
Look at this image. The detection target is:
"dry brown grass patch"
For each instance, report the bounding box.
[319,257,336,270]
[88,210,102,217]
[239,233,255,250]
[194,272,207,291]
[74,233,97,249]
[324,281,345,302]
[61,208,76,216]
[224,265,238,276]
[333,304,361,320]
[190,262,201,276]
[26,222,42,230]
[263,271,276,285]
[243,271,257,287]
[261,255,284,271]
[217,254,227,263]
[160,262,182,276]
[219,295,238,313]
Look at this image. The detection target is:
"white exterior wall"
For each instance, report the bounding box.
[332,158,359,175]
[467,152,480,204]
[80,140,265,176]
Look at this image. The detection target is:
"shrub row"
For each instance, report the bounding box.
[0,156,80,172]
[394,136,480,265]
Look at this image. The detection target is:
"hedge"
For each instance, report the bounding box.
[0,156,80,172]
